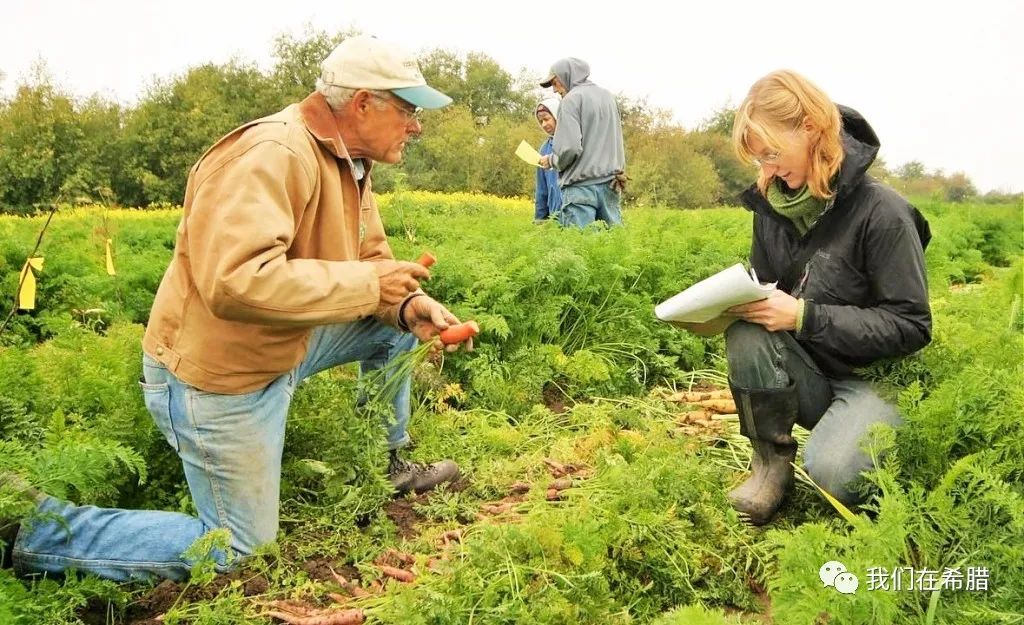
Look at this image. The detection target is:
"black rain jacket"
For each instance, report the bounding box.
[740,106,932,378]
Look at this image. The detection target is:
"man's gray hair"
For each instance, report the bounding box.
[316,79,392,113]
[316,79,358,110]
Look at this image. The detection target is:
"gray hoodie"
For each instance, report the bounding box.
[548,58,625,187]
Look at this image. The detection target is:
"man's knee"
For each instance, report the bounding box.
[227,521,278,564]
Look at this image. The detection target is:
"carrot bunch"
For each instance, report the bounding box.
[359,252,479,409]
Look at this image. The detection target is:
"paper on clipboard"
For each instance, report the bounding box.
[654,263,776,323]
[515,140,542,167]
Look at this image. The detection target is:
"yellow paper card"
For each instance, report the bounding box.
[105,238,116,276]
[515,140,542,167]
[17,257,44,310]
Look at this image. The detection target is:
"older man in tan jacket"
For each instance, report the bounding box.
[9,36,465,582]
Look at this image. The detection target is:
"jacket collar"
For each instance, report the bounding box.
[297,91,374,182]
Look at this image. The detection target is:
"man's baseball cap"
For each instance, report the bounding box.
[539,73,557,88]
[320,35,452,109]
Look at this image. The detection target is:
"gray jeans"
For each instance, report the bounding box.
[725,321,901,503]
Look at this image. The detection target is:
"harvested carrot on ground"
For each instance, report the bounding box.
[328,567,349,587]
[265,608,366,625]
[546,488,561,501]
[439,320,479,345]
[543,458,566,474]
[696,399,737,414]
[349,585,371,599]
[509,481,531,495]
[677,408,713,422]
[440,529,463,544]
[667,389,733,403]
[416,252,436,268]
[375,548,415,566]
[548,477,572,491]
[482,502,516,515]
[378,565,416,583]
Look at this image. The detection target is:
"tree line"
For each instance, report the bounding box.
[0,28,1013,215]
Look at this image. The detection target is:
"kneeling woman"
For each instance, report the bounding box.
[679,70,932,524]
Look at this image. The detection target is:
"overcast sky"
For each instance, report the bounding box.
[2,0,1021,192]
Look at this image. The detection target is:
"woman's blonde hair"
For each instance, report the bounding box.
[732,70,844,199]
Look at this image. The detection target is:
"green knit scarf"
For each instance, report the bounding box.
[766,180,826,236]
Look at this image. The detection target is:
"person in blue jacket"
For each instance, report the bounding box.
[534,96,562,223]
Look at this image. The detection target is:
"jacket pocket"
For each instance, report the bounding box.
[806,252,865,305]
[140,381,179,453]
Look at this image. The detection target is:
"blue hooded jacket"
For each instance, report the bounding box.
[534,97,562,220]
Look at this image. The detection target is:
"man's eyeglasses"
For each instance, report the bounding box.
[751,151,781,167]
[372,93,422,123]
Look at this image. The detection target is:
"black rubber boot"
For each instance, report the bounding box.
[388,450,460,495]
[727,381,799,526]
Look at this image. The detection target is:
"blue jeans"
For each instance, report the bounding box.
[556,181,623,228]
[13,318,416,582]
[725,321,901,504]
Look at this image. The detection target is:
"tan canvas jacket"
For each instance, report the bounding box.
[143,92,406,393]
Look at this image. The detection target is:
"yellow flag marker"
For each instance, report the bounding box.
[17,257,45,310]
[105,238,116,276]
[514,140,542,167]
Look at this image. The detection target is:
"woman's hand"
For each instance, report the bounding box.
[726,290,800,332]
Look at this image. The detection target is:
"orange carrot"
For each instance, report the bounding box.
[548,477,572,491]
[545,488,561,501]
[328,567,350,587]
[439,320,479,345]
[441,529,463,544]
[348,586,371,599]
[265,608,366,625]
[696,399,737,414]
[416,252,437,268]
[375,548,415,567]
[482,502,515,515]
[543,458,567,476]
[378,565,416,583]
[666,389,733,403]
[509,481,531,495]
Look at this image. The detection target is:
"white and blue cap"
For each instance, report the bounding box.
[320,35,452,109]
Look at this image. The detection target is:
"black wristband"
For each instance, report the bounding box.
[397,293,426,332]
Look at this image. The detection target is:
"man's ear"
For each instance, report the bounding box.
[351,89,374,115]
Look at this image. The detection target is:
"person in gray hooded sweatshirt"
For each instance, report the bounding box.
[538,57,626,228]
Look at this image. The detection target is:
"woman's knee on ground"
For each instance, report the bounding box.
[803,443,872,505]
[725,321,781,388]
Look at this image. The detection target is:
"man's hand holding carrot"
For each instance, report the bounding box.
[400,295,474,352]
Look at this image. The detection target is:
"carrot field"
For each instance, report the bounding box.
[1,193,1021,625]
